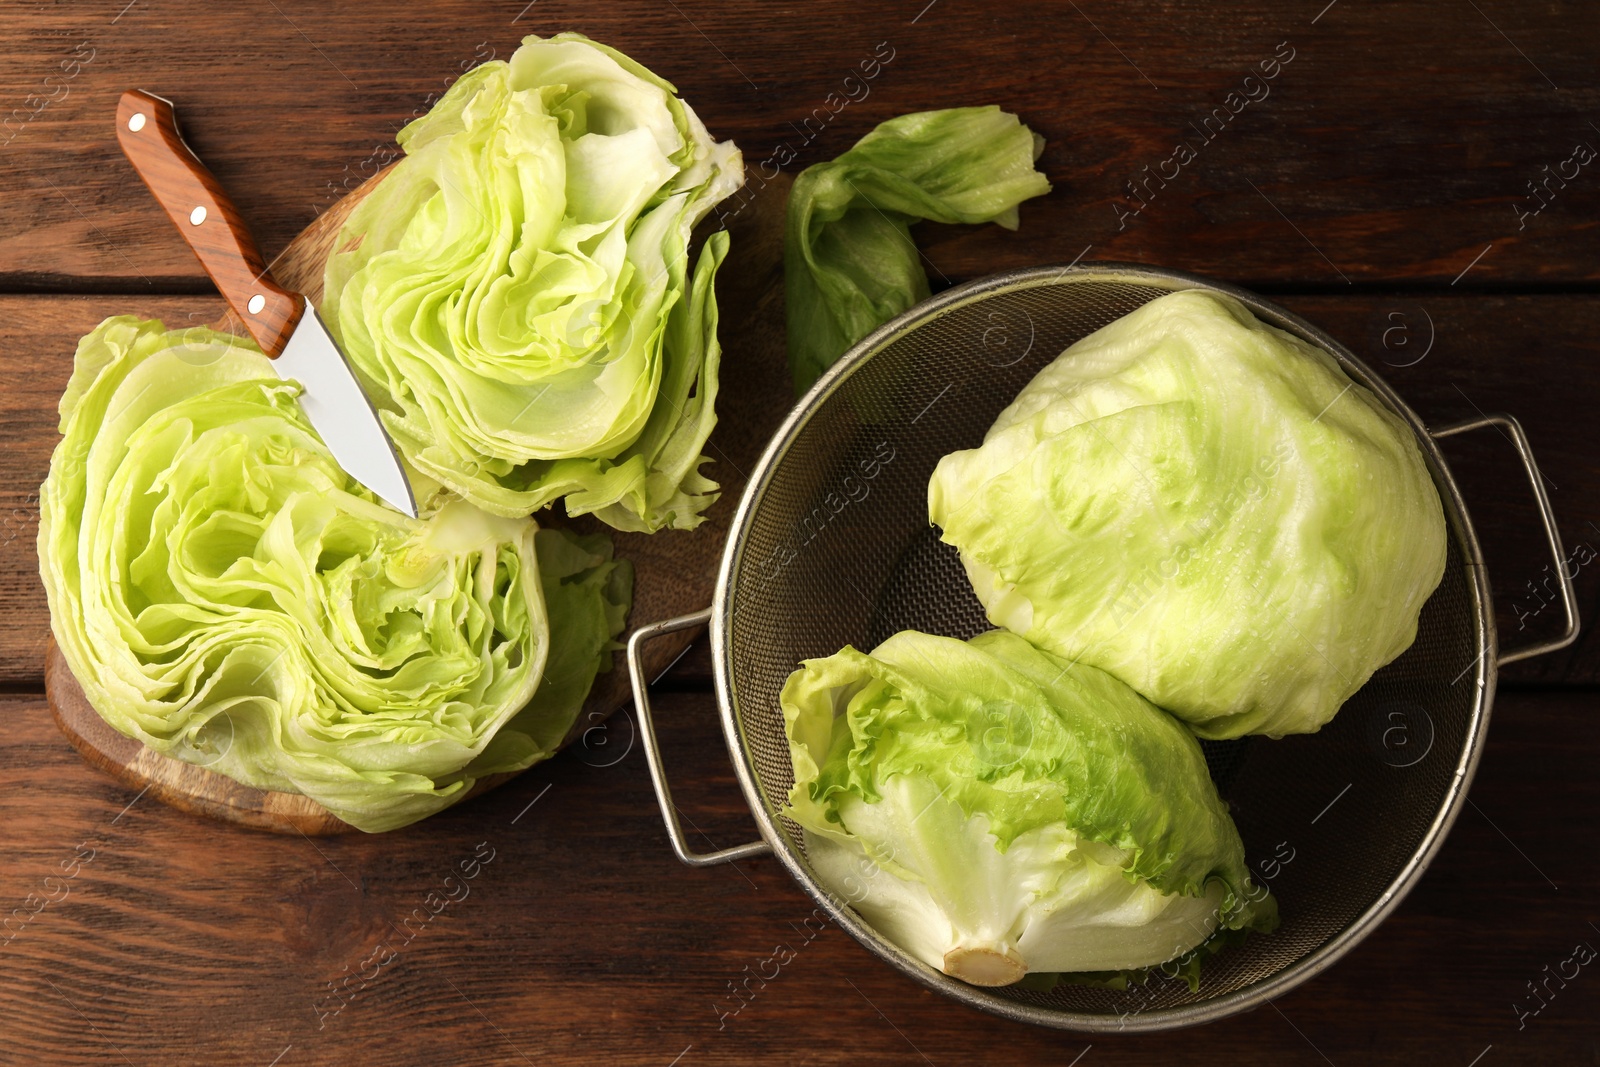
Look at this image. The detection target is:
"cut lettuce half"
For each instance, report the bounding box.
[783,628,1274,985]
[324,33,743,532]
[930,290,1449,739]
[38,316,631,832]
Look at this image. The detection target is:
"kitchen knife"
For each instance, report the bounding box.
[114,89,417,518]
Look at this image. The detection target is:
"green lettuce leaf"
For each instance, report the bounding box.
[324,33,743,532]
[38,317,630,832]
[783,628,1274,985]
[929,289,1449,738]
[495,527,633,758]
[785,105,1051,393]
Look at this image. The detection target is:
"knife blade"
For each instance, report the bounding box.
[114,89,417,518]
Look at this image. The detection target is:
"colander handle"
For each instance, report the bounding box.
[1431,413,1580,666]
[628,609,772,868]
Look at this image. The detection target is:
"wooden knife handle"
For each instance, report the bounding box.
[116,89,302,357]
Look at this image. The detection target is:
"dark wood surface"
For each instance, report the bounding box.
[2,1,1598,1063]
[1,684,1596,1066]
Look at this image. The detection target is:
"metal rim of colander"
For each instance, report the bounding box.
[710,263,1496,1032]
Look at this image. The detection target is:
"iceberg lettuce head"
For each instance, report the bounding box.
[930,290,1448,738]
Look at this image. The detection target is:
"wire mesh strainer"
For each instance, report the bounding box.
[627,264,1579,1032]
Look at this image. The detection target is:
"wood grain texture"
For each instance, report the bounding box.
[0,683,1596,1065]
[2,2,1599,290]
[3,0,1598,1060]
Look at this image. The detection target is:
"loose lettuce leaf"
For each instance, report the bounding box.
[38,317,630,832]
[324,33,743,532]
[785,106,1051,393]
[783,629,1274,985]
[929,290,1448,739]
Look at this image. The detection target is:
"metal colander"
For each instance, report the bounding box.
[627,264,1578,1032]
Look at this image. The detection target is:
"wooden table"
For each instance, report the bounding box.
[3,2,1598,1063]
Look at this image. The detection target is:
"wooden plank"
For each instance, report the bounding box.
[0,683,1594,1064]
[4,3,1595,1063]
[5,291,1596,688]
[1,1,1598,289]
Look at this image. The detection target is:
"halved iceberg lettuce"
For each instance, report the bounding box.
[38,317,630,831]
[324,33,743,532]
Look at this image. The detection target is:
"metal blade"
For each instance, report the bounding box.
[272,303,417,517]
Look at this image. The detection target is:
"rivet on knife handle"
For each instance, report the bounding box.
[115,89,302,358]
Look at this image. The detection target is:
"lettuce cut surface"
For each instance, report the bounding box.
[930,290,1448,739]
[38,317,631,832]
[325,33,743,532]
[783,629,1274,986]
[786,106,1050,393]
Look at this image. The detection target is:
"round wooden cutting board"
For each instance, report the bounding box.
[46,155,795,834]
